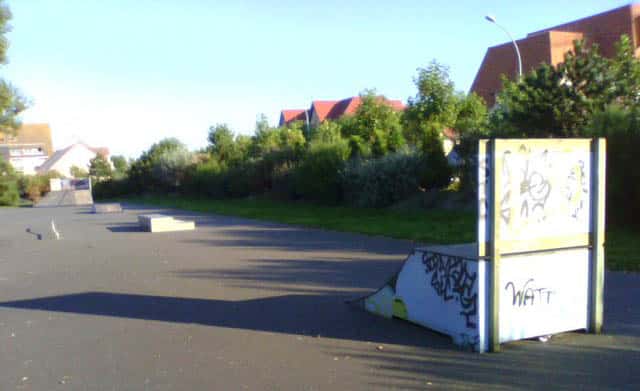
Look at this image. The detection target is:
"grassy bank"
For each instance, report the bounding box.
[117,195,639,271]
[119,195,475,244]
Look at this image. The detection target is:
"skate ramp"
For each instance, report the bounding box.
[360,138,606,353]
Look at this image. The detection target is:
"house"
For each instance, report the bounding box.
[0,123,54,175]
[279,96,405,128]
[278,110,307,127]
[471,4,640,106]
[37,142,110,178]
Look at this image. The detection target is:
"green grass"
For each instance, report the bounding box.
[118,195,639,271]
[119,195,475,244]
[0,198,32,207]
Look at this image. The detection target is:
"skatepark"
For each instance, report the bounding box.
[0,204,639,390]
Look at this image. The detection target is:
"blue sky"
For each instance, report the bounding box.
[4,0,632,157]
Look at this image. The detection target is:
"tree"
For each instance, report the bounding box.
[492,37,638,137]
[0,152,12,176]
[70,165,89,178]
[149,141,193,188]
[250,118,306,159]
[110,155,128,176]
[586,105,640,228]
[611,35,640,107]
[207,123,236,163]
[404,61,487,151]
[89,154,112,180]
[340,90,405,157]
[207,123,252,167]
[454,93,489,135]
[309,120,343,144]
[0,154,18,205]
[404,61,458,146]
[128,138,187,190]
[0,2,27,136]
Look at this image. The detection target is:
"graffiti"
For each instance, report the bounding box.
[422,252,478,328]
[517,145,551,220]
[565,160,588,219]
[500,151,512,224]
[478,153,490,219]
[505,279,554,307]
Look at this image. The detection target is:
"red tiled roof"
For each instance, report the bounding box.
[280,109,307,125]
[385,99,406,111]
[312,96,405,122]
[310,100,338,122]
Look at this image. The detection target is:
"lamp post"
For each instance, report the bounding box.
[485,14,522,80]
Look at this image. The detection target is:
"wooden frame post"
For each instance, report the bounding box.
[488,139,501,352]
[589,138,606,333]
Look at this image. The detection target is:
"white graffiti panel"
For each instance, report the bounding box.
[499,248,589,342]
[497,144,591,242]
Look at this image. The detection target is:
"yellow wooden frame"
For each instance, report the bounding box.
[483,138,606,352]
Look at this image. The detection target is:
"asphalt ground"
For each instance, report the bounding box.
[0,205,638,390]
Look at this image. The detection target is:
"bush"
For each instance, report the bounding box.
[151,146,193,189]
[587,106,640,229]
[294,140,350,204]
[0,177,19,206]
[0,156,19,206]
[341,152,425,208]
[182,159,225,198]
[92,178,127,199]
[223,163,256,197]
[419,146,453,190]
[17,173,58,203]
[70,165,89,178]
[128,138,189,193]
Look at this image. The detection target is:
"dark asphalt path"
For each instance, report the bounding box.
[0,205,638,390]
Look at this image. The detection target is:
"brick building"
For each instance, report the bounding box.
[471,4,640,106]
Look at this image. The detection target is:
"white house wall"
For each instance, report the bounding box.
[47,145,100,178]
[9,155,48,175]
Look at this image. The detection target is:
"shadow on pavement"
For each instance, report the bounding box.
[0,291,452,350]
[326,338,640,390]
[3,291,639,389]
[106,223,143,233]
[172,257,405,294]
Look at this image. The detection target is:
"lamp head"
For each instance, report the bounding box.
[485,15,496,23]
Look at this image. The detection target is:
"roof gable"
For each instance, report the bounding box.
[37,143,109,174]
[311,100,339,122]
[279,109,307,126]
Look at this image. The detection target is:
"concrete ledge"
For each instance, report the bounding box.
[138,214,195,233]
[93,203,123,213]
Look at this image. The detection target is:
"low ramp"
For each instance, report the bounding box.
[34,190,94,207]
[138,214,195,232]
[358,244,484,352]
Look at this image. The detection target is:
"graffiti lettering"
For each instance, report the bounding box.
[500,151,512,225]
[565,160,588,219]
[518,146,551,220]
[505,279,553,307]
[422,252,478,328]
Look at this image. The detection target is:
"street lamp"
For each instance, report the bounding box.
[485,14,522,80]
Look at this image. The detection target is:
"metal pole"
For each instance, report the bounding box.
[486,15,523,80]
